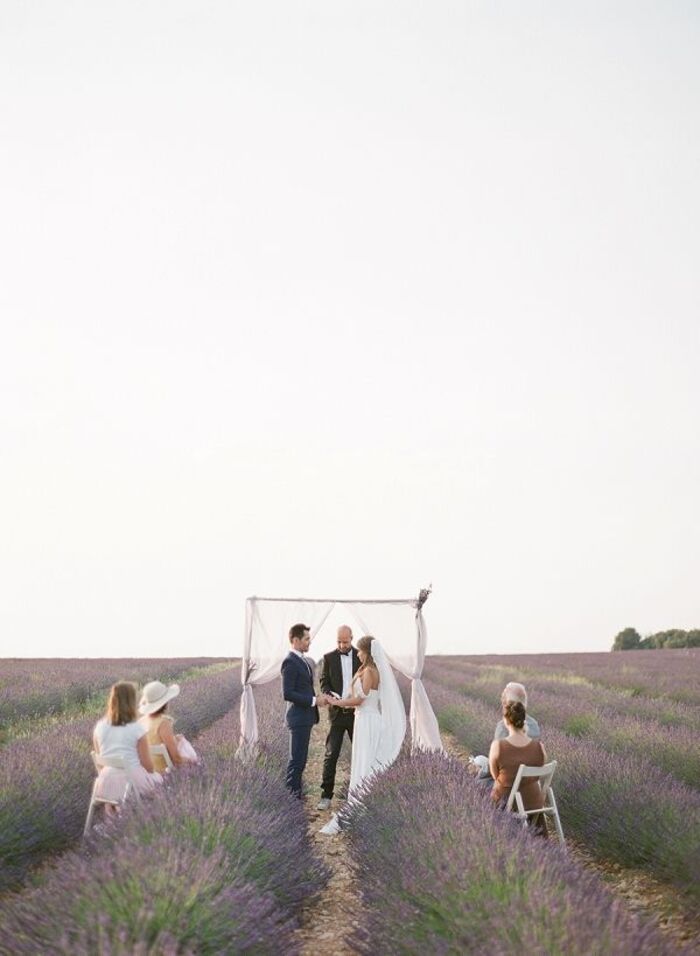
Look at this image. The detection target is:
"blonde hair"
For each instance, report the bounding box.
[107,681,137,726]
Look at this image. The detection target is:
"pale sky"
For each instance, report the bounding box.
[2,1,699,658]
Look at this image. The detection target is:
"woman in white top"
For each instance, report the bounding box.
[93,682,163,806]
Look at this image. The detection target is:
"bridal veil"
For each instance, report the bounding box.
[372,638,407,769]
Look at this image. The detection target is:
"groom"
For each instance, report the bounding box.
[282,623,330,798]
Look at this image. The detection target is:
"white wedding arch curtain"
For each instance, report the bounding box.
[237,593,444,758]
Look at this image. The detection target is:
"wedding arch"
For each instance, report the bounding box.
[236,588,444,758]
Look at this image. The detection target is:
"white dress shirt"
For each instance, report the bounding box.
[340,651,353,698]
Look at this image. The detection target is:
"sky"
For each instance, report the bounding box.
[1,1,699,659]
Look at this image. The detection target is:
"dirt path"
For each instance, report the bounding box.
[295,723,361,955]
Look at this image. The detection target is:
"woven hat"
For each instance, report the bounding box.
[139,681,180,716]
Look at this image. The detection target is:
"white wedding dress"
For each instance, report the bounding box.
[320,639,406,834]
[347,683,382,793]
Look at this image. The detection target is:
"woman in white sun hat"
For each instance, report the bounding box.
[138,681,198,772]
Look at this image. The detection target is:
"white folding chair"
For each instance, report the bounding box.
[506,760,565,844]
[150,743,174,770]
[83,751,137,836]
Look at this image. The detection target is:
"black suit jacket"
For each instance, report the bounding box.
[320,648,360,723]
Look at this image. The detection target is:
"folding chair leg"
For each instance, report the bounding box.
[514,792,529,827]
[548,791,565,845]
[84,779,101,836]
[84,799,96,836]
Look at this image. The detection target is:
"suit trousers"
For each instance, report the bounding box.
[321,716,354,799]
[286,723,313,798]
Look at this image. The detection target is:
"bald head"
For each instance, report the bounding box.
[337,625,353,652]
[502,682,528,708]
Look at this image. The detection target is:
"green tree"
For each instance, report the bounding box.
[612,627,642,651]
[663,629,690,648]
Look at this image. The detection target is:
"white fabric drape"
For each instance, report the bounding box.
[236,598,334,759]
[348,601,443,753]
[237,594,444,756]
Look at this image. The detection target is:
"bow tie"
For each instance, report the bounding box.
[339,651,351,656]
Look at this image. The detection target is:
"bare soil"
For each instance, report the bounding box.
[295,721,361,955]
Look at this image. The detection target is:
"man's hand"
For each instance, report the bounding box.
[317,693,331,707]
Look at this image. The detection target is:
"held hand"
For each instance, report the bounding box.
[317,694,330,707]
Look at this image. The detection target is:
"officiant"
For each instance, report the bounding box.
[317,625,360,810]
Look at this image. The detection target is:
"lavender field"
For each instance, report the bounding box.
[424,652,700,914]
[343,753,683,954]
[451,649,700,706]
[0,658,230,740]
[0,651,698,953]
[0,660,240,892]
[0,679,323,954]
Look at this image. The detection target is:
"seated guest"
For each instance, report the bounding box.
[93,682,163,810]
[138,681,198,772]
[489,699,547,835]
[471,682,541,785]
[494,682,540,740]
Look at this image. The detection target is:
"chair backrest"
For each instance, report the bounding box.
[507,760,557,810]
[150,743,174,770]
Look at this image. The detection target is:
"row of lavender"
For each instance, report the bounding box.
[454,648,700,705]
[424,677,700,912]
[0,665,241,893]
[0,657,230,727]
[427,657,700,727]
[0,681,324,955]
[342,752,685,955]
[424,658,700,788]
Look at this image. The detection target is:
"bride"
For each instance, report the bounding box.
[320,635,406,834]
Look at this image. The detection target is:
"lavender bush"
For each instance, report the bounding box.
[342,752,681,955]
[0,665,241,892]
[0,680,326,955]
[1,843,289,955]
[424,678,700,911]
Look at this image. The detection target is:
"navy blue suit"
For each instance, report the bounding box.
[281,651,319,797]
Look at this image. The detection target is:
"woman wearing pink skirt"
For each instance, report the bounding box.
[92,682,163,808]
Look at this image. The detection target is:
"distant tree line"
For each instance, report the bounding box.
[612,627,700,651]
